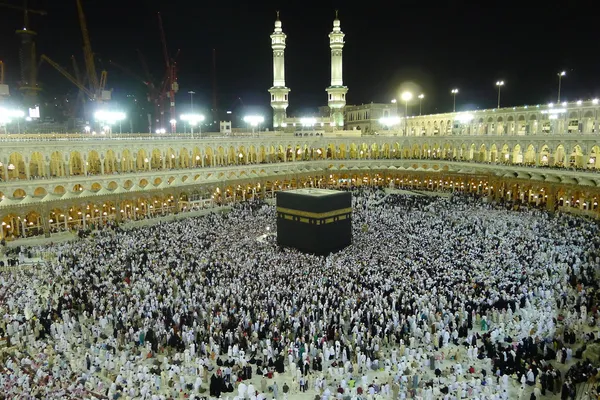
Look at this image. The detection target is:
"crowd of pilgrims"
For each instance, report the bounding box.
[1,188,600,400]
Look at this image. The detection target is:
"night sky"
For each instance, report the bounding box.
[1,0,599,119]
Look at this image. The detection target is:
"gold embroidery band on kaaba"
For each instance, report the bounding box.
[276,207,353,219]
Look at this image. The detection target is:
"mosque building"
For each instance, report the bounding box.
[1,13,600,240]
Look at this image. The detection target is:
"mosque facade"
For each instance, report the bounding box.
[1,15,600,239]
[1,110,600,240]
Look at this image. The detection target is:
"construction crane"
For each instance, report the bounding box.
[75,0,110,103]
[70,55,88,118]
[40,54,95,101]
[0,60,9,100]
[137,50,165,133]
[109,57,161,133]
[158,12,179,133]
[0,0,47,107]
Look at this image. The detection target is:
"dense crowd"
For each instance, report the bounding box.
[1,188,600,400]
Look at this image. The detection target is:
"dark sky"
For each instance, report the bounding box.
[1,0,599,117]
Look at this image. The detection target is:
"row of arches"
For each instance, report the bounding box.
[1,141,599,182]
[2,171,598,240]
[406,109,600,136]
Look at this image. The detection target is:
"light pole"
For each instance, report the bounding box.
[451,89,459,112]
[495,81,504,108]
[557,71,566,103]
[401,91,412,136]
[418,94,424,116]
[188,91,195,110]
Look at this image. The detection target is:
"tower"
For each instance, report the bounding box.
[326,11,348,128]
[269,12,290,129]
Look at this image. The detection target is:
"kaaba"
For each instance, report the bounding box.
[276,189,352,255]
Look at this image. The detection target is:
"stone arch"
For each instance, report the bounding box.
[7,152,26,180]
[49,151,64,177]
[69,151,84,176]
[121,149,134,172]
[570,145,584,168]
[554,144,566,167]
[512,144,523,164]
[87,150,101,175]
[179,147,190,169]
[54,185,66,195]
[12,188,26,198]
[500,144,510,162]
[29,151,45,178]
[490,144,498,163]
[192,146,202,167]
[524,144,536,165]
[166,147,177,169]
[478,144,487,162]
[589,145,600,169]
[204,146,214,167]
[539,145,551,165]
[151,148,163,170]
[104,149,117,174]
[136,149,148,170]
[33,187,47,197]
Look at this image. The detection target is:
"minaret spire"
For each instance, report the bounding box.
[269,12,290,129]
[326,11,348,128]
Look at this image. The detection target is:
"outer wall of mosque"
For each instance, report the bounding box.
[276,189,352,255]
[2,99,600,240]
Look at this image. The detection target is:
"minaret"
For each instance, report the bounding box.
[269,12,290,129]
[326,11,348,128]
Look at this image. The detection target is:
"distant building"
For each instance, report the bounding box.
[220,121,232,134]
[344,103,399,134]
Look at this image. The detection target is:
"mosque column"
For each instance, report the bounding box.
[116,201,122,222]
[173,193,180,214]
[100,159,105,175]
[42,205,50,238]
[546,187,557,212]
[24,162,30,180]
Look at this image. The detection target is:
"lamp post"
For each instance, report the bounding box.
[188,91,195,110]
[495,81,504,108]
[418,94,424,116]
[180,114,205,138]
[401,91,412,136]
[557,71,566,103]
[243,116,264,135]
[451,88,459,112]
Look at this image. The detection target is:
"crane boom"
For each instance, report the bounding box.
[76,0,99,93]
[40,54,95,99]
[157,12,169,69]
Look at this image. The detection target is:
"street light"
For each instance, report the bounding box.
[379,116,400,131]
[400,92,412,136]
[418,94,424,116]
[94,110,126,135]
[451,89,459,112]
[188,91,196,111]
[0,108,25,134]
[243,115,264,135]
[391,99,397,104]
[181,114,205,137]
[495,81,504,108]
[557,71,566,103]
